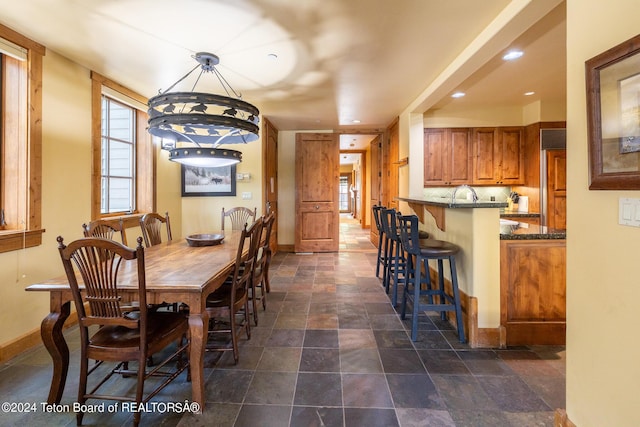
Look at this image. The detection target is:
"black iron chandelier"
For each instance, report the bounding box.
[147,52,260,167]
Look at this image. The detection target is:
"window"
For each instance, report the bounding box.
[101,96,136,214]
[91,72,155,222]
[0,25,45,254]
[339,175,350,211]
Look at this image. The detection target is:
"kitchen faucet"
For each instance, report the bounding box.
[451,184,478,203]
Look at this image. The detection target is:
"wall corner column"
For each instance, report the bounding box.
[401,111,424,198]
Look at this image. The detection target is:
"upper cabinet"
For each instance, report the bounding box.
[424,126,524,186]
[472,127,524,185]
[424,128,472,186]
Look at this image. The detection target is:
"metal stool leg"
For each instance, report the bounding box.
[410,254,424,341]
[391,242,405,307]
[437,259,447,321]
[375,231,383,277]
[449,257,466,343]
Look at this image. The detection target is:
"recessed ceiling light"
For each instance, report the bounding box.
[503,50,524,61]
[524,91,535,96]
[451,92,465,98]
[267,53,278,60]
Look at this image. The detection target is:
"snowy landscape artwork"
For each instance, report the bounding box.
[181,164,236,196]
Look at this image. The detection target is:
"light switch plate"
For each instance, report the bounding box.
[619,198,640,227]
[242,192,252,200]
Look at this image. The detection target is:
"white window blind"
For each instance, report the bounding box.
[101,86,147,112]
[0,37,27,61]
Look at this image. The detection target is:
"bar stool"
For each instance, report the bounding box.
[380,208,406,306]
[372,205,389,280]
[383,209,430,307]
[397,214,466,343]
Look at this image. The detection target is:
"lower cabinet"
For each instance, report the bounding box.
[500,239,566,345]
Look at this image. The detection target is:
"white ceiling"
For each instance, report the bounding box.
[0,0,565,137]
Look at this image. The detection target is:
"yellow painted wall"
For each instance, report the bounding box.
[277,130,297,245]
[566,1,640,425]
[179,140,264,237]
[424,100,566,128]
[0,51,92,344]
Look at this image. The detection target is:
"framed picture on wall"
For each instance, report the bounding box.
[586,33,640,189]
[181,164,237,197]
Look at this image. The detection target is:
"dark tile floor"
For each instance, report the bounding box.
[0,215,565,426]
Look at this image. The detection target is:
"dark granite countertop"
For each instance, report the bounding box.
[398,196,508,209]
[500,221,566,240]
[500,209,541,218]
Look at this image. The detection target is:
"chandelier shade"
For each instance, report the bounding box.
[168,147,242,167]
[147,52,259,167]
[147,92,259,145]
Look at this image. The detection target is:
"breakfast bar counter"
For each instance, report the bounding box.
[397,196,507,232]
[397,195,566,347]
[397,196,505,347]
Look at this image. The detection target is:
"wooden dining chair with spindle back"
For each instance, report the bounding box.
[221,207,257,231]
[206,218,263,363]
[139,212,177,312]
[57,235,190,427]
[251,210,276,316]
[82,218,128,246]
[139,211,172,248]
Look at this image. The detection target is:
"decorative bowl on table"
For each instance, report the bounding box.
[186,233,224,247]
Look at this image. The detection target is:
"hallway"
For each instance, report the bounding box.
[0,218,565,426]
[339,213,375,252]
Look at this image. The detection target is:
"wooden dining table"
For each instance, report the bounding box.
[25,231,243,412]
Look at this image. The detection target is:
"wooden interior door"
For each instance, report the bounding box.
[370,136,381,245]
[546,149,566,230]
[295,133,339,252]
[386,119,400,210]
[262,118,278,251]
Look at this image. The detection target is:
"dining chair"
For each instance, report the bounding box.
[139,211,172,248]
[82,218,128,246]
[250,211,276,316]
[259,210,276,293]
[57,236,190,427]
[221,206,257,231]
[139,211,179,313]
[205,219,262,363]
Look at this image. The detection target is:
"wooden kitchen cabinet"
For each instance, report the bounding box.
[472,127,524,185]
[500,239,566,345]
[424,128,471,186]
